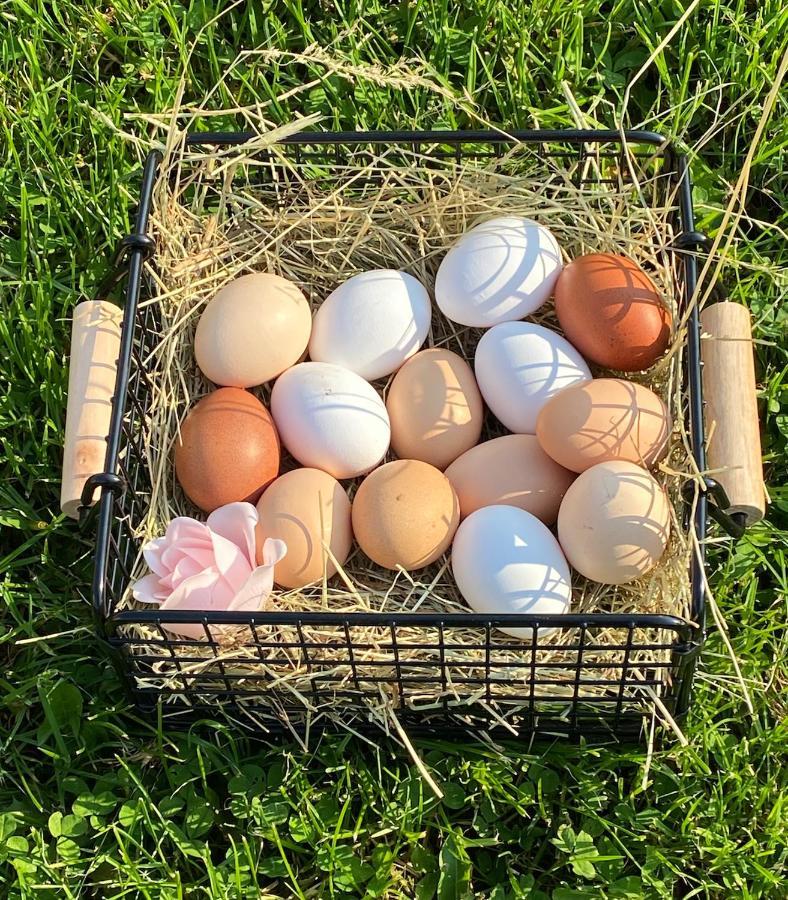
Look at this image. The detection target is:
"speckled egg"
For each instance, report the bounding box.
[352,459,460,570]
[554,253,672,371]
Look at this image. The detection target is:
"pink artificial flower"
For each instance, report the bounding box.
[132,501,286,640]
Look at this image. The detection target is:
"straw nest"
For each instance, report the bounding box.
[116,119,700,736]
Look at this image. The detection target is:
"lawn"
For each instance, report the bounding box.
[1,1,787,897]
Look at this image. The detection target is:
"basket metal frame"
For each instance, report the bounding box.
[86,128,719,739]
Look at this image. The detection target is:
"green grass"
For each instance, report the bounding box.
[1,1,787,897]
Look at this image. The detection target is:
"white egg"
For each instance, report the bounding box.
[435,216,563,327]
[309,270,432,381]
[271,362,391,479]
[451,505,572,639]
[475,321,591,433]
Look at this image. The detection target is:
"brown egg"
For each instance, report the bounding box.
[554,253,672,371]
[352,459,460,570]
[536,378,670,473]
[387,348,484,470]
[557,460,670,584]
[255,468,352,589]
[174,388,280,512]
[444,435,575,524]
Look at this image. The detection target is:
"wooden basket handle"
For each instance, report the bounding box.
[700,301,766,526]
[60,301,122,519]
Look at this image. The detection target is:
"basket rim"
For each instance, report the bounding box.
[90,127,708,650]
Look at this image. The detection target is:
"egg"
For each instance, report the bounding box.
[174,388,280,512]
[255,468,352,588]
[271,362,390,479]
[194,273,311,387]
[536,378,670,473]
[435,217,563,327]
[475,321,591,433]
[557,460,671,584]
[451,505,572,638]
[554,253,672,371]
[352,459,459,570]
[445,434,575,523]
[309,270,431,380]
[386,349,483,470]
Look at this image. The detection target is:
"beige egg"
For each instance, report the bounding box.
[195,273,311,387]
[255,468,352,589]
[557,460,671,584]
[536,378,670,473]
[445,435,575,524]
[352,459,460,570]
[387,349,484,470]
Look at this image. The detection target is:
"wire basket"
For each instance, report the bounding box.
[84,129,726,740]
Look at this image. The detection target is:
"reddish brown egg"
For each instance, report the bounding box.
[174,388,280,512]
[554,253,672,371]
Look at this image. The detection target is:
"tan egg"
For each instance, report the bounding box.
[352,459,460,570]
[445,434,575,524]
[255,468,352,589]
[557,460,671,584]
[536,378,670,473]
[195,273,311,387]
[387,349,484,470]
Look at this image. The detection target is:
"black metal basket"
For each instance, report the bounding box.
[84,128,741,740]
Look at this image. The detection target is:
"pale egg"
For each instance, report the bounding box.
[270,362,390,479]
[194,273,311,387]
[557,460,671,584]
[451,504,572,638]
[475,321,591,433]
[435,216,563,327]
[386,348,483,470]
[309,270,431,380]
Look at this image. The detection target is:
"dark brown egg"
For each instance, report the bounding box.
[174,388,280,512]
[554,253,673,371]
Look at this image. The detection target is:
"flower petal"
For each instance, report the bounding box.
[227,566,276,613]
[131,572,166,604]
[227,538,288,613]
[142,536,170,577]
[160,568,228,612]
[207,502,259,566]
[261,538,288,568]
[208,530,253,595]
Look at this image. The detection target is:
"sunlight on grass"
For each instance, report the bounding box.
[1,1,786,896]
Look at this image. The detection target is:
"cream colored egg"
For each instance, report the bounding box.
[255,468,352,589]
[445,434,575,524]
[557,460,671,584]
[195,273,311,387]
[386,349,483,470]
